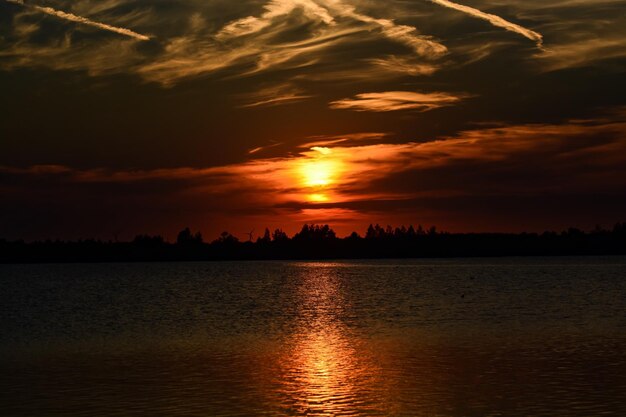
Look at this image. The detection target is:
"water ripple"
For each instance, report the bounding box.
[1,258,625,416]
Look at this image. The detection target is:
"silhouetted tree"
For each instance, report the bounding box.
[257,228,272,244]
[216,231,238,244]
[3,221,626,263]
[133,234,165,247]
[272,229,289,242]
[293,224,336,241]
[563,227,584,237]
[366,224,388,239]
[177,227,203,245]
[394,226,408,237]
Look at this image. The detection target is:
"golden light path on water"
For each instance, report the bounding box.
[274,264,380,415]
[262,264,462,415]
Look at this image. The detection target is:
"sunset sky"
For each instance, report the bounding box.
[2,0,626,240]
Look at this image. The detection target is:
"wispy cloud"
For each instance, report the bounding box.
[6,0,624,85]
[428,0,543,47]
[536,36,626,72]
[139,0,448,84]
[368,56,440,76]
[239,84,312,108]
[248,142,284,155]
[5,0,150,41]
[326,0,447,57]
[242,94,312,108]
[300,132,391,148]
[217,0,335,39]
[217,0,446,58]
[329,91,468,112]
[0,0,451,85]
[138,7,356,84]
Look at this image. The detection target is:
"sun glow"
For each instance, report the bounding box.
[299,147,343,188]
[297,148,344,203]
[300,159,339,187]
[308,193,330,202]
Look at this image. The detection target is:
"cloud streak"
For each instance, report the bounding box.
[5,0,150,41]
[217,0,447,58]
[217,0,335,39]
[428,0,543,47]
[329,91,468,112]
[325,0,447,57]
[180,0,447,83]
[6,0,624,84]
[239,84,312,108]
[3,0,508,85]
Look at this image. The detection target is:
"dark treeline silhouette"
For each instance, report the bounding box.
[2,222,626,263]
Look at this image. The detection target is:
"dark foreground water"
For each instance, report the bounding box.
[1,258,625,416]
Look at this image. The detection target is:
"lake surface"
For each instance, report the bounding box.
[1,258,625,416]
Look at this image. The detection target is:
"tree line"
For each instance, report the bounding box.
[2,223,626,263]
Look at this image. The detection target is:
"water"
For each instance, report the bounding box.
[1,258,625,416]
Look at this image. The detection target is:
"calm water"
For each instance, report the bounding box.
[1,258,625,416]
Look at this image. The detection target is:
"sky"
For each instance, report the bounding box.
[1,0,626,241]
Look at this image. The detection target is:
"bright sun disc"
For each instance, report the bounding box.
[300,159,339,188]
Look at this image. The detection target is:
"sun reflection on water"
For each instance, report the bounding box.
[282,328,362,415]
[274,266,381,416]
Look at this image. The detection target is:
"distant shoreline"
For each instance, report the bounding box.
[2,223,625,264]
[2,255,626,266]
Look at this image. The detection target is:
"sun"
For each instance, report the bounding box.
[300,159,339,187]
[296,148,344,203]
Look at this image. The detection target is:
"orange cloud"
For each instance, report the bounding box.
[329,91,469,112]
[3,110,626,238]
[4,111,626,201]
